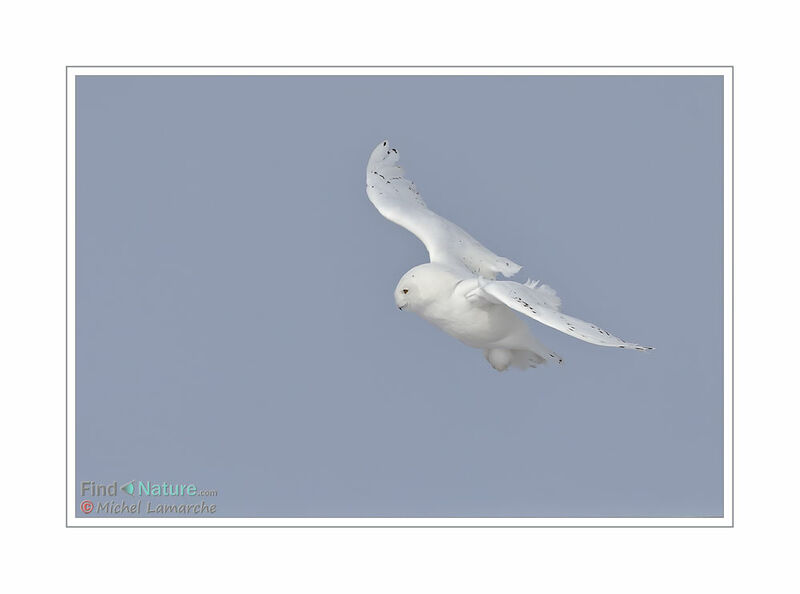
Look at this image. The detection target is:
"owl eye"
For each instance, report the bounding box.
[402,289,409,294]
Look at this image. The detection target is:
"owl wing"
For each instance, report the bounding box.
[477,278,653,350]
[366,140,521,279]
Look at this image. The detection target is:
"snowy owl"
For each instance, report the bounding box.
[366,140,652,371]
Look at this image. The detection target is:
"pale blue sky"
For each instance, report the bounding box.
[76,74,723,517]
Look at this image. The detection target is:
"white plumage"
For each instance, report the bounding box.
[366,140,652,371]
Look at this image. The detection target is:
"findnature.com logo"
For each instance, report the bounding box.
[79,480,219,516]
[81,480,218,498]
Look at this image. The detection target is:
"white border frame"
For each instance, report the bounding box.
[66,66,733,527]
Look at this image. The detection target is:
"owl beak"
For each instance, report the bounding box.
[398,305,406,310]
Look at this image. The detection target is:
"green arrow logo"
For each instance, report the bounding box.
[121,481,135,495]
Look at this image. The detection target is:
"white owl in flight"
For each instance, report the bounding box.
[366,140,652,371]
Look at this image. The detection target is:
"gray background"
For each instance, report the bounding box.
[76,74,723,517]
